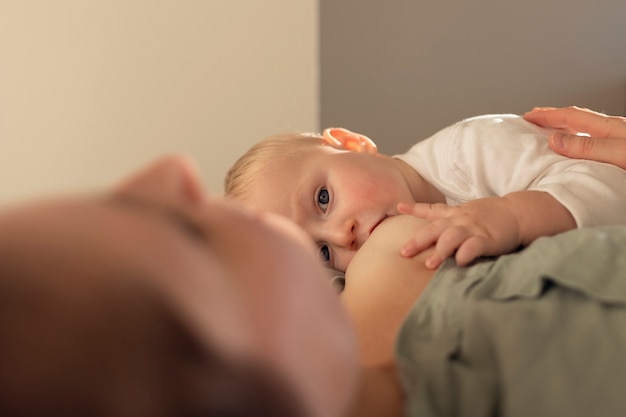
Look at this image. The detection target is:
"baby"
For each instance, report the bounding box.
[225,114,626,272]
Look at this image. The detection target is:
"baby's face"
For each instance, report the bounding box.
[0,156,359,417]
[242,145,417,272]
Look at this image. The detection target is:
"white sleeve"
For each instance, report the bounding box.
[530,160,626,227]
[398,114,626,227]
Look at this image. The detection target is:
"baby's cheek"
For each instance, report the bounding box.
[354,181,380,199]
[360,183,396,206]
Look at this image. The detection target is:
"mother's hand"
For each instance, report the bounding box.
[524,106,626,169]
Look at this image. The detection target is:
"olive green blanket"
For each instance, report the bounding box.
[396,226,626,417]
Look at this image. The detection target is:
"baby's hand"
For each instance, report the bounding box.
[397,198,522,269]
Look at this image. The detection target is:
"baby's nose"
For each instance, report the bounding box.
[327,219,359,250]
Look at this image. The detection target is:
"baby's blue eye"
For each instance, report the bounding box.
[319,244,331,264]
[317,187,330,212]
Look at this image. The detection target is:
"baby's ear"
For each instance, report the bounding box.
[322,128,378,155]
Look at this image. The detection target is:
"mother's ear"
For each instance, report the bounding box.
[322,128,378,155]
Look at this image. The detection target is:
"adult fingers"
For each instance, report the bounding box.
[524,106,625,139]
[549,132,626,170]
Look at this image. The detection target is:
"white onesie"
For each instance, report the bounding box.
[394,114,626,227]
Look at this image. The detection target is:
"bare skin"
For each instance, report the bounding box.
[343,215,436,367]
[0,155,438,417]
[524,106,626,169]
[0,156,359,417]
[343,214,438,417]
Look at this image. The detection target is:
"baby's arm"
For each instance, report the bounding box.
[398,190,575,269]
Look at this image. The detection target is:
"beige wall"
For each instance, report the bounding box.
[5,1,624,204]
[0,1,318,202]
[321,0,626,156]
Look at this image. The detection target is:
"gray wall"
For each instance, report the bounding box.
[321,0,626,155]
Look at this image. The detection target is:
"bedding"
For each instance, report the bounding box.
[396,225,626,417]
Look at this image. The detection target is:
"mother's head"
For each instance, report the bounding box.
[0,155,359,417]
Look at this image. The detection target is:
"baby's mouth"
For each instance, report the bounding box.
[369,215,389,236]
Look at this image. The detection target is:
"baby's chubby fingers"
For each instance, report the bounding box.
[397,202,453,220]
[398,202,458,262]
[454,236,489,266]
[400,221,440,258]
[425,226,474,269]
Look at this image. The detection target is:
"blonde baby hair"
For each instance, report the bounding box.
[224,132,324,201]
